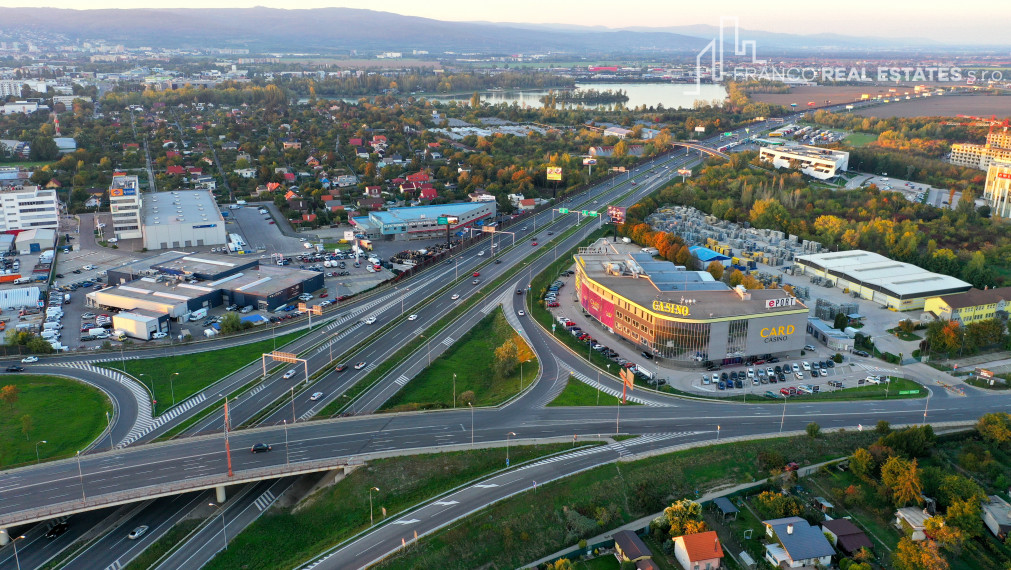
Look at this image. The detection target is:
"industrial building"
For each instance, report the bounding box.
[984,161,1011,218]
[0,185,60,232]
[949,127,1011,171]
[924,287,1011,324]
[141,190,227,250]
[795,250,972,311]
[758,144,849,180]
[113,309,170,340]
[574,243,809,364]
[14,228,56,253]
[109,174,142,240]
[90,255,324,316]
[350,202,496,241]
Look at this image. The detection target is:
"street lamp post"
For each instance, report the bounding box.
[922,389,931,426]
[209,502,227,550]
[170,372,179,406]
[106,410,113,451]
[468,402,474,446]
[35,440,46,464]
[519,359,531,392]
[369,486,380,525]
[453,373,457,409]
[506,431,516,467]
[283,419,290,466]
[779,394,787,433]
[290,386,296,423]
[75,450,86,501]
[12,535,25,570]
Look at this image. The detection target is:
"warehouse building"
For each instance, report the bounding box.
[113,309,170,340]
[795,250,972,311]
[88,277,221,318]
[350,202,496,241]
[14,228,56,253]
[758,144,849,180]
[151,252,258,281]
[574,243,809,364]
[141,190,227,250]
[215,265,324,311]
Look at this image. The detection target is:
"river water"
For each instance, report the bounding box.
[420,82,728,110]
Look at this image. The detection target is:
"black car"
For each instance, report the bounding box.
[250,443,272,453]
[641,351,654,360]
[734,379,743,389]
[853,350,870,357]
[516,290,523,295]
[6,365,24,372]
[826,360,835,368]
[45,521,69,539]
[335,364,347,372]
[494,259,502,264]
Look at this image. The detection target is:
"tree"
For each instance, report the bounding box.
[881,456,923,507]
[727,269,744,287]
[706,261,724,281]
[833,313,849,331]
[850,448,875,479]
[945,498,984,539]
[876,420,892,435]
[549,559,574,570]
[807,422,821,438]
[893,537,949,570]
[29,136,59,161]
[20,414,31,440]
[661,499,707,537]
[26,336,54,354]
[976,412,1011,445]
[937,475,985,510]
[493,340,518,379]
[219,312,245,334]
[0,384,18,409]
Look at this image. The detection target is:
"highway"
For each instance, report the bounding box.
[0,102,926,568]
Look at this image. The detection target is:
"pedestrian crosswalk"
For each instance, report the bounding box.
[565,366,667,407]
[441,336,454,347]
[103,560,122,570]
[364,363,377,373]
[253,489,276,512]
[394,375,409,386]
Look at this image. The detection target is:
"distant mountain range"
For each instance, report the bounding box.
[0,7,993,56]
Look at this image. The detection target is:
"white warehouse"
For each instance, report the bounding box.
[759,144,849,180]
[142,190,227,250]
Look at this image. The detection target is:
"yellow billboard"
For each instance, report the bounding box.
[546,167,562,181]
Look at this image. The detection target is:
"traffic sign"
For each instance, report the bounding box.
[558,208,569,214]
[581,210,599,217]
[270,351,299,363]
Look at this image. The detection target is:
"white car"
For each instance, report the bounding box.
[310,391,323,401]
[363,316,376,325]
[21,356,38,363]
[354,361,367,370]
[866,376,881,384]
[802,362,812,371]
[283,369,297,380]
[151,332,168,339]
[791,363,800,373]
[518,310,525,316]
[408,314,418,321]
[128,526,149,540]
[451,294,460,300]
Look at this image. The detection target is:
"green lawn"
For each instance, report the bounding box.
[0,375,112,468]
[795,377,925,401]
[548,376,625,406]
[886,327,922,341]
[576,557,620,570]
[204,443,590,570]
[373,431,880,570]
[0,160,53,168]
[100,330,305,415]
[843,132,879,147]
[380,306,537,411]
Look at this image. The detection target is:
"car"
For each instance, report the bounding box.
[820,369,829,377]
[717,381,725,390]
[795,371,804,380]
[546,301,559,307]
[335,364,348,372]
[804,344,816,351]
[310,391,324,401]
[547,231,554,235]
[766,367,774,377]
[802,362,811,371]
[82,312,96,319]
[21,356,38,363]
[225,304,238,311]
[734,379,743,389]
[518,310,525,316]
[791,363,800,372]
[408,314,418,321]
[250,443,272,453]
[451,294,460,300]
[702,375,711,385]
[472,279,480,285]
[128,525,149,540]
[151,332,168,339]
[516,289,524,295]
[6,365,24,372]
[282,369,297,379]
[747,368,755,378]
[826,360,835,368]
[641,351,653,360]
[364,316,376,325]
[531,241,538,246]
[354,361,367,370]
[853,350,870,357]
[472,272,480,277]
[45,521,69,539]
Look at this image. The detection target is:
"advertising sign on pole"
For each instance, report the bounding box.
[546,167,563,181]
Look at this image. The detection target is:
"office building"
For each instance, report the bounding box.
[0,185,59,232]
[758,144,849,180]
[350,202,496,241]
[109,174,142,240]
[950,127,1011,171]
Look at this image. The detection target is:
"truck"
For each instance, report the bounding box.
[188,308,208,321]
[203,328,218,338]
[621,237,632,244]
[89,328,110,338]
[43,322,62,331]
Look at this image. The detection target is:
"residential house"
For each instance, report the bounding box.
[469,189,496,202]
[364,186,382,199]
[357,197,384,210]
[672,531,724,570]
[895,507,930,541]
[305,156,320,168]
[355,147,370,158]
[284,190,298,200]
[283,172,296,183]
[236,151,252,164]
[234,168,257,179]
[604,126,633,139]
[301,213,317,224]
[287,198,309,211]
[983,495,1011,539]
[763,517,835,568]
[419,187,438,201]
[518,198,536,211]
[45,179,62,190]
[822,518,873,557]
[321,177,332,189]
[186,167,202,176]
[613,530,652,564]
[123,143,140,152]
[282,139,302,150]
[194,175,216,190]
[84,189,104,209]
[221,141,239,151]
[166,165,186,176]
[406,171,429,183]
[399,181,422,194]
[336,175,359,188]
[165,150,180,159]
[427,142,440,149]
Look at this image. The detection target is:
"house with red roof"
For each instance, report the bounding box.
[427,142,440,149]
[186,167,202,176]
[419,187,438,201]
[518,198,536,211]
[166,165,185,175]
[349,138,363,147]
[672,531,724,570]
[406,171,429,183]
[302,213,317,223]
[165,150,180,158]
[283,172,296,183]
[364,186,382,198]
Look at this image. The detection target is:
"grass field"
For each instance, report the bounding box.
[843,132,879,147]
[373,431,879,570]
[548,376,623,407]
[101,330,305,415]
[0,375,112,468]
[203,443,590,570]
[380,307,536,411]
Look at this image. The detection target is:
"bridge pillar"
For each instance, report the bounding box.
[215,485,227,503]
[0,528,8,545]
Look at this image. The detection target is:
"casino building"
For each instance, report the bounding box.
[573,244,809,364]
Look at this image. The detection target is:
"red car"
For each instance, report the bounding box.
[547,302,559,307]
[335,364,347,372]
[472,272,480,277]
[531,241,538,246]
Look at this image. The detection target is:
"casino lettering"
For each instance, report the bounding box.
[760,325,795,343]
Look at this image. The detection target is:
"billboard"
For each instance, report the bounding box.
[606,205,626,224]
[580,281,615,329]
[694,126,706,133]
[582,158,597,165]
[546,167,563,181]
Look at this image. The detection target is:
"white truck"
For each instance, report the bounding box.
[188,308,208,321]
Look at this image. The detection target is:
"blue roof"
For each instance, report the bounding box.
[770,520,835,561]
[241,314,268,324]
[629,252,727,293]
[369,203,487,225]
[689,246,731,263]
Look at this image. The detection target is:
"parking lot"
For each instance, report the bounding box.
[846,173,961,210]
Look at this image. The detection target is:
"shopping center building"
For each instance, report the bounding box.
[573,244,809,364]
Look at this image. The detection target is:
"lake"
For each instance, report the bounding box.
[419,82,729,110]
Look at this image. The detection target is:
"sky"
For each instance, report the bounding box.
[0,0,1008,44]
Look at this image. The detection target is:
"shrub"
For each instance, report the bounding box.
[807,422,821,438]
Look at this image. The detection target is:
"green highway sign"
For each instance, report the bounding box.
[899,390,920,395]
[723,131,732,136]
[437,216,448,225]
[581,210,599,217]
[558,208,569,214]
